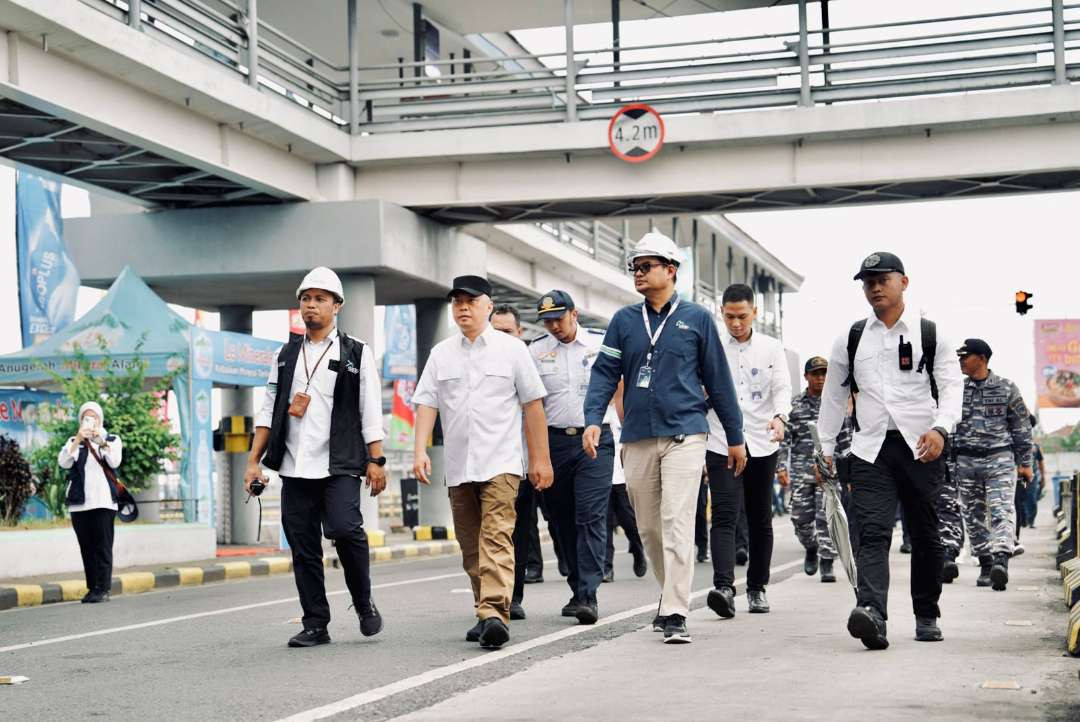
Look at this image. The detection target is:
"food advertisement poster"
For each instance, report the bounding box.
[1034,319,1080,408]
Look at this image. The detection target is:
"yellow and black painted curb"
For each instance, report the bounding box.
[412,525,455,541]
[0,538,460,610]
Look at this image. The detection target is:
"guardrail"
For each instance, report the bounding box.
[80,1,1080,134]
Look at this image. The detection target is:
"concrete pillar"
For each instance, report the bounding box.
[1053,0,1066,85]
[316,163,355,201]
[797,0,810,107]
[338,274,381,532]
[414,297,453,528]
[221,305,258,544]
[565,0,577,121]
[348,0,360,134]
[128,0,141,30]
[246,0,259,89]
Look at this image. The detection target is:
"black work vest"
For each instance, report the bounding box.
[262,331,369,476]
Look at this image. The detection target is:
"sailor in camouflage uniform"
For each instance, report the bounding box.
[938,456,964,584]
[778,356,848,583]
[952,339,1033,592]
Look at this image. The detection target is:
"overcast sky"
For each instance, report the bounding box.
[0,0,1076,432]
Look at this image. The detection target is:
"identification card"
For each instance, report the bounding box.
[288,391,311,418]
[636,365,653,389]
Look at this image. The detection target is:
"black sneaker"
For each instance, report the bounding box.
[804,546,819,576]
[706,587,735,619]
[478,617,510,649]
[558,559,570,578]
[509,601,526,620]
[83,590,108,604]
[358,603,383,637]
[662,614,691,644]
[651,615,667,632]
[696,547,709,563]
[465,619,483,642]
[820,559,836,583]
[288,627,331,648]
[915,616,943,642]
[633,554,648,578]
[942,554,959,584]
[575,600,599,625]
[747,589,770,614]
[735,547,748,566]
[847,606,888,650]
[990,554,1009,591]
[899,543,912,554]
[561,597,582,617]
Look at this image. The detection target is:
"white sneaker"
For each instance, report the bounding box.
[1011,543,1025,557]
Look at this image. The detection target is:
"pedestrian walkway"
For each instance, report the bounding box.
[392,522,1077,721]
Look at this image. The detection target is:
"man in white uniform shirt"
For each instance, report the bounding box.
[246,267,387,649]
[817,252,962,650]
[413,275,553,650]
[705,284,792,618]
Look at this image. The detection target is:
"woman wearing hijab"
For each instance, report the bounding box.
[59,401,123,603]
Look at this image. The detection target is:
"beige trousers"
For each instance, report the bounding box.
[448,474,520,624]
[622,434,708,617]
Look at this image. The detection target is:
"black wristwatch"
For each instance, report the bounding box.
[931,426,948,442]
[368,456,387,467]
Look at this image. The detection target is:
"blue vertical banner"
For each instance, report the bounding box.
[15,169,80,348]
[382,304,417,380]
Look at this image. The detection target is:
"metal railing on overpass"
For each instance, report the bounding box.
[80,2,1080,134]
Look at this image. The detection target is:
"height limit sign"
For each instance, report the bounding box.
[608,104,665,163]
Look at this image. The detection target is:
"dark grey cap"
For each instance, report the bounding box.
[853,252,905,281]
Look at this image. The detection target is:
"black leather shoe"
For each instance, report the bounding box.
[747,589,770,614]
[977,555,993,587]
[288,628,331,648]
[358,603,383,637]
[696,547,708,563]
[990,553,1009,591]
[524,568,544,584]
[735,547,748,566]
[602,569,614,583]
[83,590,108,604]
[561,597,581,617]
[847,606,889,650]
[707,587,735,619]
[942,554,959,584]
[633,554,648,578]
[819,559,836,583]
[465,619,483,642]
[478,618,510,649]
[899,542,912,554]
[804,546,819,576]
[509,601,526,620]
[558,559,570,577]
[575,600,599,625]
[915,616,943,642]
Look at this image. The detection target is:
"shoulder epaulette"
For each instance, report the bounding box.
[532,333,550,343]
[587,328,605,334]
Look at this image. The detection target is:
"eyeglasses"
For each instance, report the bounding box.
[628,261,669,275]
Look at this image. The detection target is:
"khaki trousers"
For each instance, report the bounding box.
[622,434,707,617]
[448,474,520,623]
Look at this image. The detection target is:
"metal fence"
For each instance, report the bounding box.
[80,1,1080,134]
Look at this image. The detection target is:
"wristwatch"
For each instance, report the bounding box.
[368,456,387,467]
[932,426,949,441]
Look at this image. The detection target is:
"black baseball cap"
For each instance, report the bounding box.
[853,252,906,280]
[956,338,992,359]
[805,356,828,373]
[447,275,493,300]
[537,290,575,320]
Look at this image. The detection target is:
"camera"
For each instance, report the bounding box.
[249,477,267,497]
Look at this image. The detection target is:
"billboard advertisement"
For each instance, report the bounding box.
[382,305,417,380]
[1034,319,1080,408]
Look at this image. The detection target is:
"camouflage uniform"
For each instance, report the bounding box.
[778,391,850,561]
[937,457,964,559]
[950,371,1032,558]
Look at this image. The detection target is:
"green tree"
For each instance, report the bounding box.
[0,435,34,525]
[31,343,182,518]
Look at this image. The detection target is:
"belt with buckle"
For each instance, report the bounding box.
[549,426,585,436]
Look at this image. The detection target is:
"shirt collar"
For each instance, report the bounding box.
[643,291,679,315]
[867,304,917,332]
[459,325,495,348]
[305,326,337,346]
[725,328,753,346]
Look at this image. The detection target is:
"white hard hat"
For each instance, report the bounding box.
[296,266,344,305]
[629,231,682,267]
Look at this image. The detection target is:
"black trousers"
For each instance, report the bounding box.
[513,480,541,603]
[708,450,778,592]
[694,480,708,553]
[71,508,116,593]
[837,456,859,557]
[851,433,944,620]
[281,475,372,630]
[605,484,645,573]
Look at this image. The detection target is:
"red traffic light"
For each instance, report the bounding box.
[1015,290,1033,315]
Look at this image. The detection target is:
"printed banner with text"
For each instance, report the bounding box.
[1034,319,1080,408]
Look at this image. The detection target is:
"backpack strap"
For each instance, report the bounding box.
[917,317,938,405]
[843,320,867,432]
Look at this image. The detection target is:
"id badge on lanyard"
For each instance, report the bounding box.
[637,299,679,389]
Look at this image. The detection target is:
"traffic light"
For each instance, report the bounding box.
[1015,291,1033,315]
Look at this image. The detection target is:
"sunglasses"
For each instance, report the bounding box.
[628,261,670,275]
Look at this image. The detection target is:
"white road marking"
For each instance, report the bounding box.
[276,559,804,722]
[0,571,463,654]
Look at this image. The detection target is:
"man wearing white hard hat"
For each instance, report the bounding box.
[584,231,746,644]
[247,266,387,648]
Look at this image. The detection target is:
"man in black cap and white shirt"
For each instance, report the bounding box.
[412,275,553,650]
[817,252,962,650]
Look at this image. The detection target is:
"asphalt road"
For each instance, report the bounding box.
[1,509,1075,721]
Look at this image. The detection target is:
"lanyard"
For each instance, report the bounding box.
[641,298,679,366]
[301,336,335,392]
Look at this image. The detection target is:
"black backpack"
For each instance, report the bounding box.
[843,317,938,431]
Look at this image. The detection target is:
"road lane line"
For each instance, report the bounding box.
[0,571,464,654]
[276,558,805,722]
